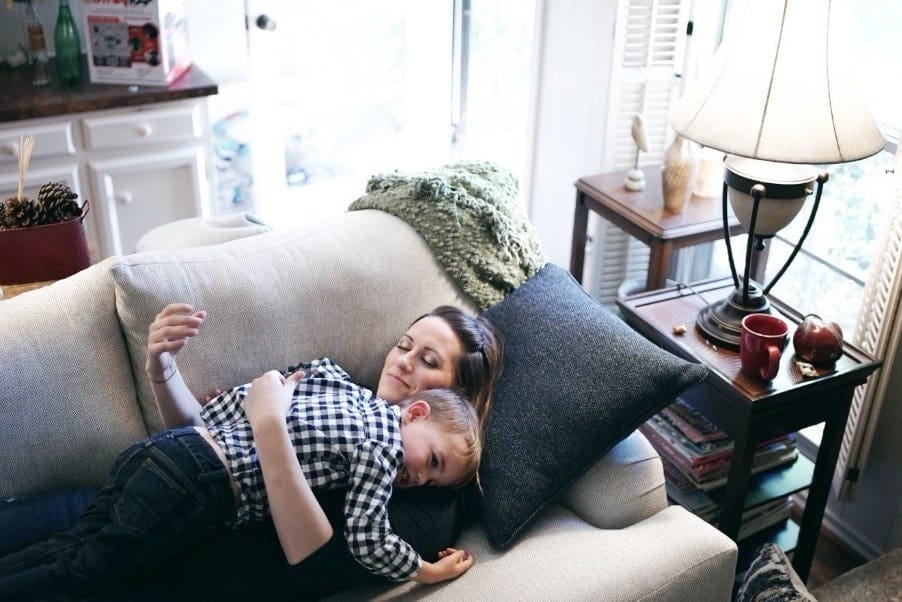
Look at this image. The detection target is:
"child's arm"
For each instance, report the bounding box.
[245,369,334,564]
[343,444,475,583]
[145,303,207,428]
[412,548,474,584]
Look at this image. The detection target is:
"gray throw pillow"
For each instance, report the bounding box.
[479,263,708,549]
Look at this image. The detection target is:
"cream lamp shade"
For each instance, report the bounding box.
[665,0,885,348]
[668,0,885,164]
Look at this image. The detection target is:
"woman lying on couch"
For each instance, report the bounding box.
[0,303,501,600]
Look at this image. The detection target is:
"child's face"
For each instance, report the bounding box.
[377,316,463,403]
[396,401,469,488]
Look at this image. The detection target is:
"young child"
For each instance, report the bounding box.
[0,357,481,600]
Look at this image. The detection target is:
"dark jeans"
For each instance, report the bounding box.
[0,427,235,601]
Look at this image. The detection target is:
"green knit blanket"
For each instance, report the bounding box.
[349,161,547,310]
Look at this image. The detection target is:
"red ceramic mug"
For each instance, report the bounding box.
[740,313,789,380]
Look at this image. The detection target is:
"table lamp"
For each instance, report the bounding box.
[667,0,885,347]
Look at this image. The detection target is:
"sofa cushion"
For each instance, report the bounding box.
[111,210,475,433]
[479,263,708,549]
[134,212,271,252]
[561,430,667,529]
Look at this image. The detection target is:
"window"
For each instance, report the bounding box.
[585,0,698,306]
[213,1,537,225]
[452,0,537,179]
[765,145,898,339]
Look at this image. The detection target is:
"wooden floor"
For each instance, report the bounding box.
[804,526,867,590]
[790,499,868,591]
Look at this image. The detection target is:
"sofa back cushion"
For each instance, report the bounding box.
[0,260,149,497]
[112,210,475,432]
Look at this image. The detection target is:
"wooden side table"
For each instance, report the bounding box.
[570,169,766,291]
[617,279,880,582]
[0,280,55,300]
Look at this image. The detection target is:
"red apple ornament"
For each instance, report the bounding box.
[793,314,843,365]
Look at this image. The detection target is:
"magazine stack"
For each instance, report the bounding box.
[640,397,799,539]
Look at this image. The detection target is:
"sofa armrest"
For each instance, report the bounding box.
[330,504,737,601]
[0,260,148,498]
[561,429,667,529]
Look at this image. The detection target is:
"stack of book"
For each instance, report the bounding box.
[640,397,798,538]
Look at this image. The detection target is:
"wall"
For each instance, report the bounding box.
[0,1,83,59]
[825,347,902,558]
[526,0,616,266]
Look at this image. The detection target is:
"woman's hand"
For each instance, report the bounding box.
[244,370,304,426]
[412,547,474,584]
[145,303,206,382]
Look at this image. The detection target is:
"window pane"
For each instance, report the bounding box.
[854,1,902,130]
[214,2,452,223]
[457,0,537,188]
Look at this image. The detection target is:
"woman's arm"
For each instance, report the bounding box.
[245,370,334,564]
[145,303,207,428]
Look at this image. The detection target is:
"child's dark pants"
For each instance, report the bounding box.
[0,426,235,600]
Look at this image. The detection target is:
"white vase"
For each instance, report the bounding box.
[693,147,725,198]
[662,135,700,213]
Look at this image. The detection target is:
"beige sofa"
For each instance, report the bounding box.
[0,209,737,600]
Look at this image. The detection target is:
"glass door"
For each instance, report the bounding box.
[213,0,453,228]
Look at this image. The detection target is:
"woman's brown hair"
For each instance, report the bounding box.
[412,306,502,430]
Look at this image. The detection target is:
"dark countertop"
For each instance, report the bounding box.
[0,60,218,123]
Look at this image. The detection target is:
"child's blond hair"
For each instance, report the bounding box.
[397,388,482,488]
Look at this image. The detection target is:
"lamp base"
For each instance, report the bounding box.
[696,283,770,349]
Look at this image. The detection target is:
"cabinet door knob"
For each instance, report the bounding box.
[137,124,153,138]
[255,14,277,31]
[1,142,18,157]
[116,191,134,205]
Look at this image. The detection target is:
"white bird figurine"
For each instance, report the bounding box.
[624,113,649,191]
[631,113,649,153]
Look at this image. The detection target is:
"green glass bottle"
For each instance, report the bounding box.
[54,0,84,85]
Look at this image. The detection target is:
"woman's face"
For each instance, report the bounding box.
[377,316,463,402]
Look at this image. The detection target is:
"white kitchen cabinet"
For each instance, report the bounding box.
[0,98,215,259]
[88,145,208,256]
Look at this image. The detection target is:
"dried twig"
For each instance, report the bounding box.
[17,135,34,200]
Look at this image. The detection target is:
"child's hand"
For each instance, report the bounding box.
[199,388,223,405]
[145,303,205,382]
[412,547,474,584]
[244,370,304,426]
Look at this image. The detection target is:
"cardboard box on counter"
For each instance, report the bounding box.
[82,0,191,86]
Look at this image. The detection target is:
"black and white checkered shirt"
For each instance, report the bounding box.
[199,358,419,581]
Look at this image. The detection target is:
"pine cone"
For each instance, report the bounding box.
[36,182,82,225]
[0,198,10,230]
[38,196,82,224]
[2,196,41,228]
[37,181,78,205]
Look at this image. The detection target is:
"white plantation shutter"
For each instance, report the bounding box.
[834,142,902,500]
[585,0,691,306]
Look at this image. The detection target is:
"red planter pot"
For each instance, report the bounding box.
[0,201,91,285]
